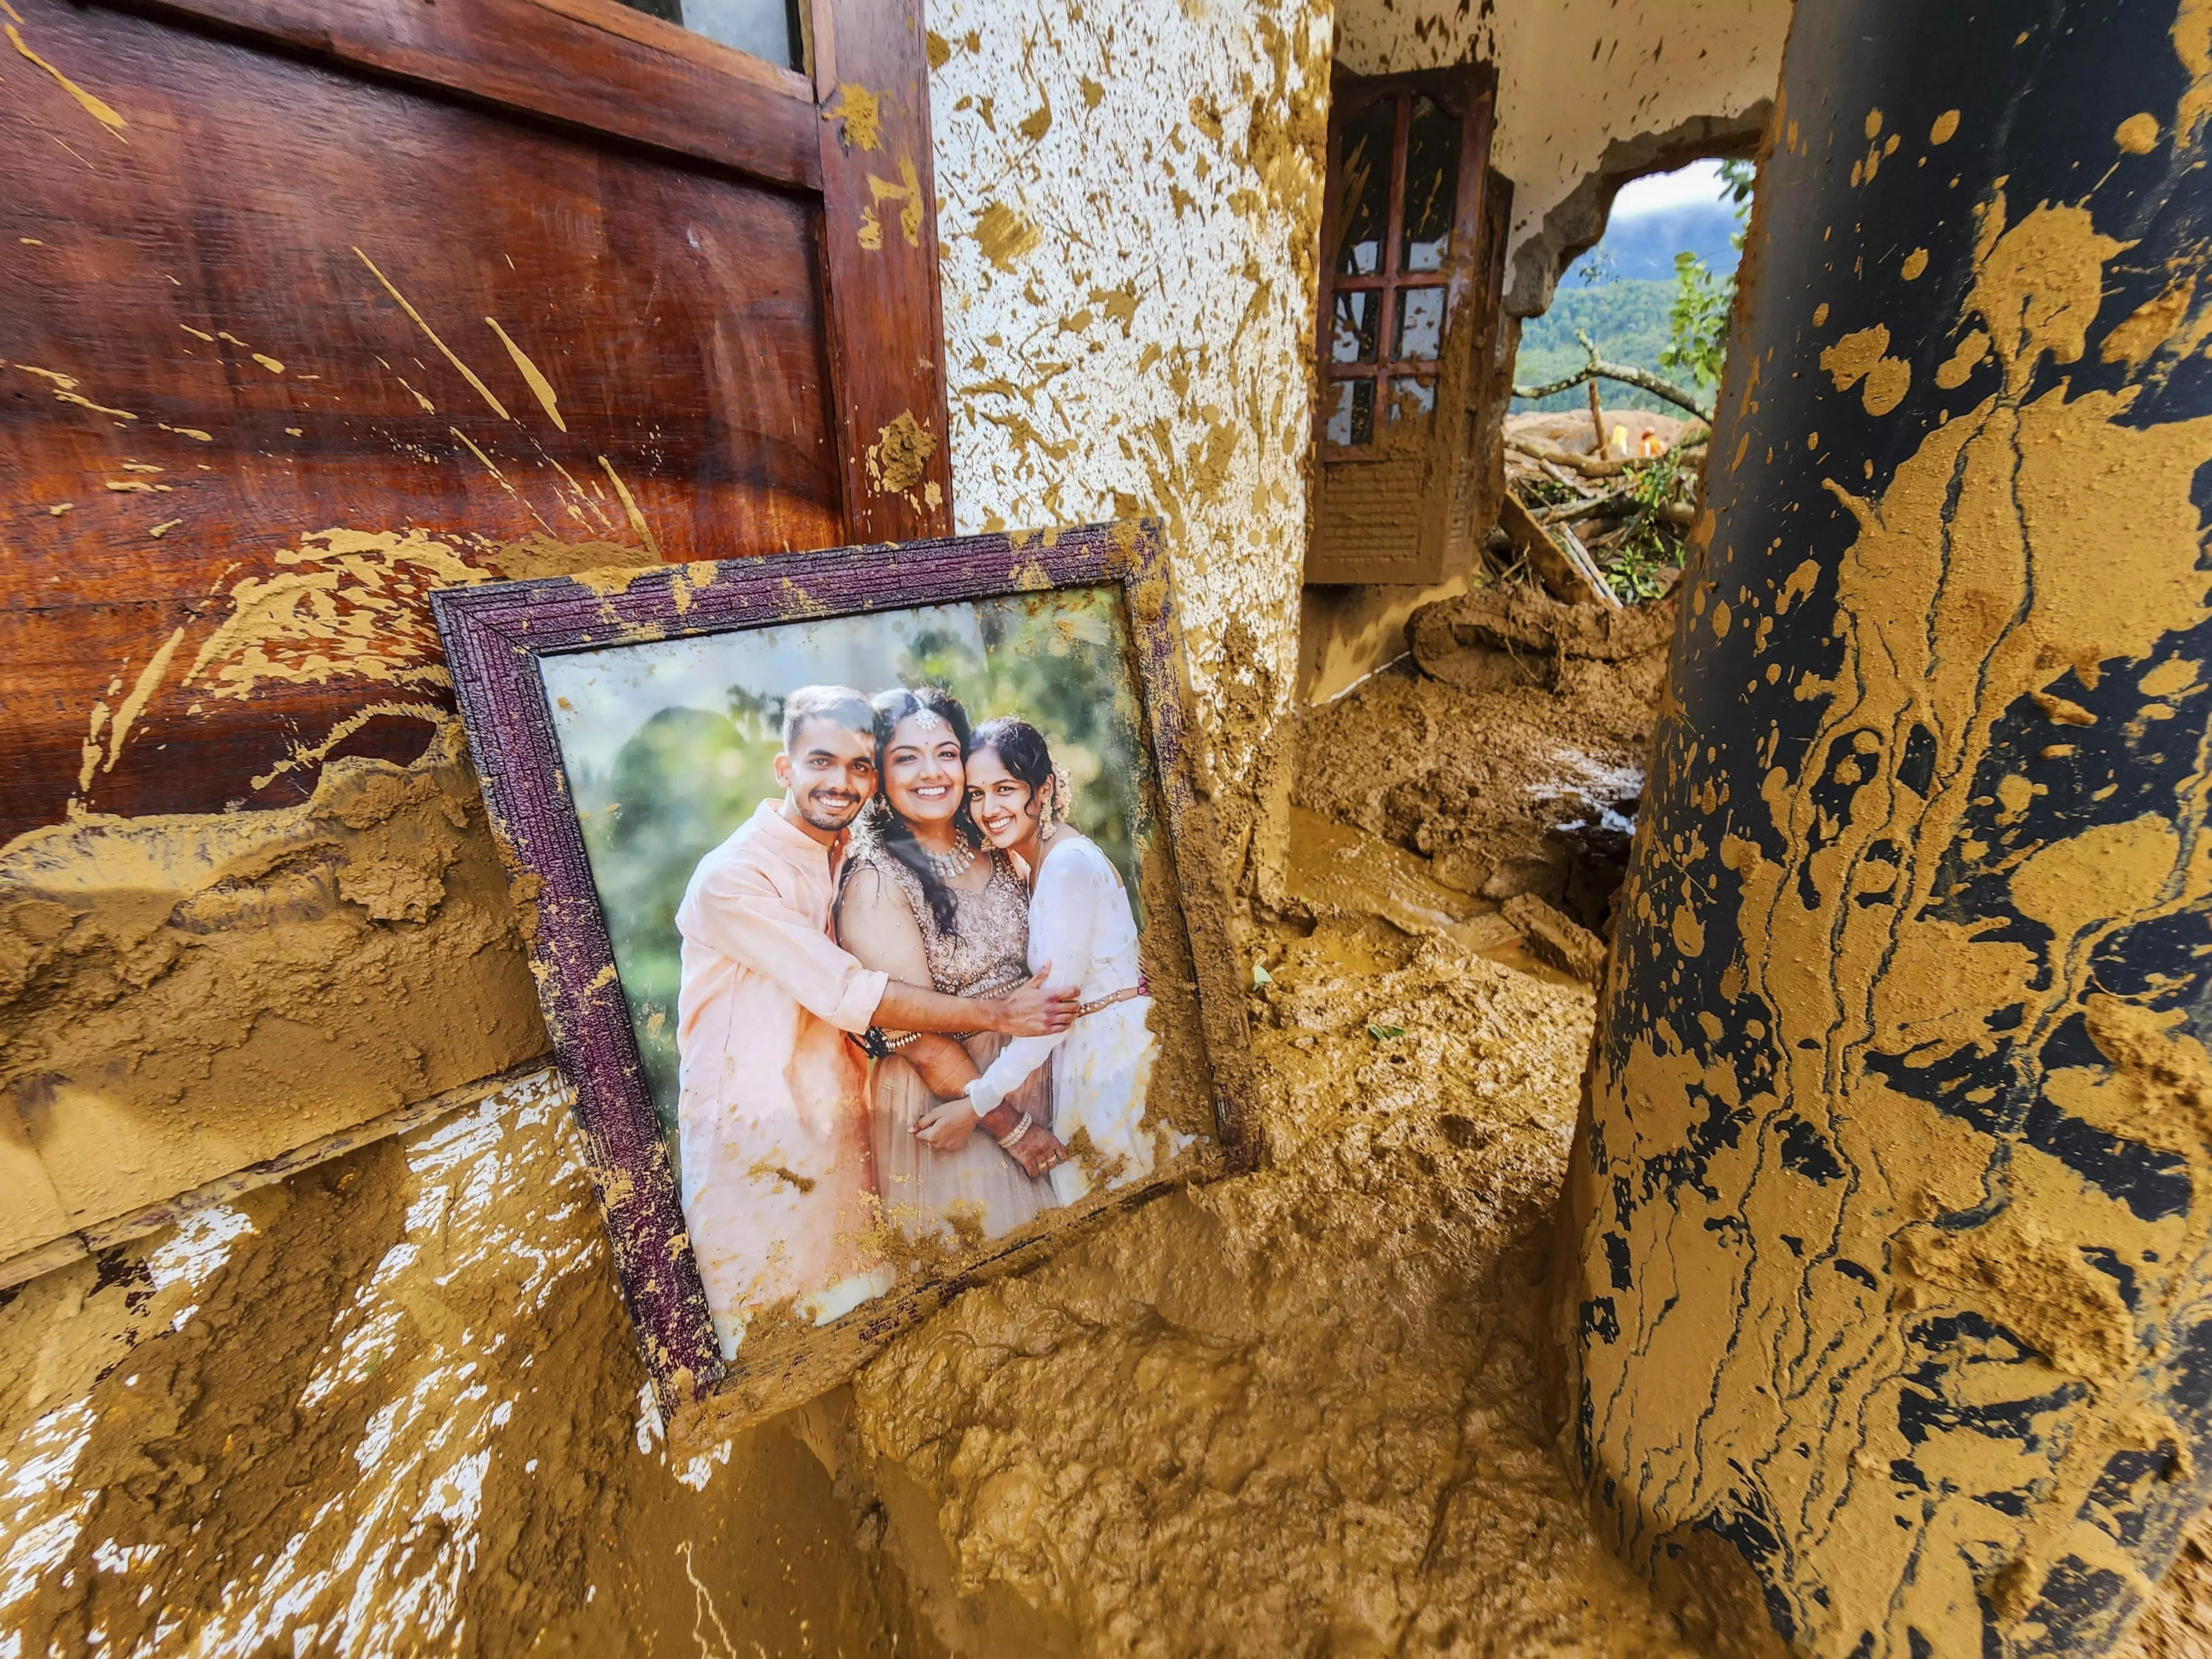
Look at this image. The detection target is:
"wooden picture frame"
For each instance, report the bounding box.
[431,522,1255,1441]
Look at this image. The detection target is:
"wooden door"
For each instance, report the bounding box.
[0,0,952,837]
[0,0,950,1275]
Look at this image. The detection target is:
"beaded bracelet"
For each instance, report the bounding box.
[995,1112,1034,1150]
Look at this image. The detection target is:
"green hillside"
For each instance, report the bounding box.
[1511,279,1682,414]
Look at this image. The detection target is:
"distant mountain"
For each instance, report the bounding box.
[1509,197,1744,415]
[1512,280,1681,414]
[1560,201,1742,286]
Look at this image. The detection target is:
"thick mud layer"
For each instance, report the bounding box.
[0,1081,939,1658]
[837,925,1702,1657]
[814,616,1714,1655]
[1295,597,1663,931]
[6,591,2207,1654]
[0,721,546,1268]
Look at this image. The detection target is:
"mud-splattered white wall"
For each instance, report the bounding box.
[1335,0,1791,314]
[926,0,1332,901]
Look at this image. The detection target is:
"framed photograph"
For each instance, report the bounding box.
[431,522,1253,1440]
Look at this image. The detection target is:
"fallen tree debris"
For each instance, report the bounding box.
[1494,407,1700,604]
[1498,491,1618,611]
[1408,582,1675,693]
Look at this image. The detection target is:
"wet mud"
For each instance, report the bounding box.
[4,591,2210,1655]
[1295,591,1665,933]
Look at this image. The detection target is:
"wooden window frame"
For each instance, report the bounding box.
[1313,66,1489,463]
[91,0,954,541]
[1305,61,1504,587]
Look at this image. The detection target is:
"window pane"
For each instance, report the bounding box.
[1400,94,1460,273]
[1394,288,1445,360]
[1386,377,1436,424]
[1330,291,1380,363]
[1324,378,1376,446]
[610,0,804,69]
[1332,100,1396,277]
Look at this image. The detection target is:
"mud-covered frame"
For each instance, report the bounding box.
[430,522,1255,1443]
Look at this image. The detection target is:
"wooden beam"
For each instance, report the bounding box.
[811,0,956,540]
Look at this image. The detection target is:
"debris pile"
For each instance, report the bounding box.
[1491,406,1704,606]
[1289,586,1670,983]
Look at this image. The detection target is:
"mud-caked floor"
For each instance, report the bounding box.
[4,583,2209,1656]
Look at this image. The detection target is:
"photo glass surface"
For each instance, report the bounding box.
[537,586,1203,1356]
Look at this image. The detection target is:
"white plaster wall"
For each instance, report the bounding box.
[925,0,1789,850]
[1335,0,1791,312]
[926,0,1333,899]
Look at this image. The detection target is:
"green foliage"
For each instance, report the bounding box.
[566,591,1149,1136]
[1718,156,1756,211]
[1658,251,1733,390]
[1601,443,1703,601]
[1656,160,1755,392]
[1514,159,1758,414]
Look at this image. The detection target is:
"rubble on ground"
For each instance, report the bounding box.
[1293,579,1666,950]
[1494,406,1703,605]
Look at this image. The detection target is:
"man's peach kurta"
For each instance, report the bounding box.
[674,800,887,1355]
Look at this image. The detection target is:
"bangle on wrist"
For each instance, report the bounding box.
[995,1112,1033,1150]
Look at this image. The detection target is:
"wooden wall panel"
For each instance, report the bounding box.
[106,0,823,188]
[0,0,847,839]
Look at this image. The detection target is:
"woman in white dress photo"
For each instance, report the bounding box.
[961,717,1159,1203]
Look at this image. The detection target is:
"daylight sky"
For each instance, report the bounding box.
[1607,158,1729,220]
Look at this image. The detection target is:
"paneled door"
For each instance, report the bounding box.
[0,0,951,1276]
[1,0,952,835]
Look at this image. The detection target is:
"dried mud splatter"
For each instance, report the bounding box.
[1567,41,2212,1659]
[0,1086,934,1658]
[927,0,1332,904]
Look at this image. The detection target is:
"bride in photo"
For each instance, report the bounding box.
[961,717,1158,1203]
[835,688,1066,1244]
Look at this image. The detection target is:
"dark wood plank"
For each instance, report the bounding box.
[810,0,955,540]
[0,0,845,840]
[94,0,822,191]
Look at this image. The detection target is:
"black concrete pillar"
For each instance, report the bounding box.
[1559,1,2212,1652]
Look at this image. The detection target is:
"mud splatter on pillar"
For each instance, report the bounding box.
[1562,3,2212,1652]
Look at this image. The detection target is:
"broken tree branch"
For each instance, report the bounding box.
[1540,492,1635,525]
[1508,437,1633,478]
[1537,489,1698,529]
[1505,432,1708,479]
[1510,328,1717,422]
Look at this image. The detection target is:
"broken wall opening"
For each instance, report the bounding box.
[1300,0,1783,707]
